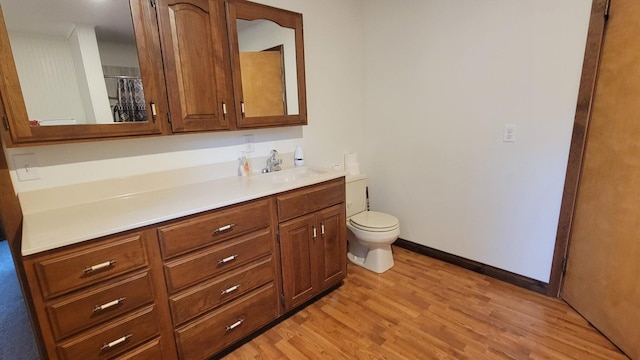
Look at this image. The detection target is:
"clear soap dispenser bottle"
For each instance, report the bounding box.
[238,152,251,176]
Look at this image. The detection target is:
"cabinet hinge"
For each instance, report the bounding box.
[2,115,9,131]
[150,0,156,8]
[167,112,172,124]
[276,231,280,244]
[280,292,285,307]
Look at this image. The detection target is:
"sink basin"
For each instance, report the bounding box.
[257,167,328,184]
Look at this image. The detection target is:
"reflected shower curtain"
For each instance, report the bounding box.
[114,78,147,122]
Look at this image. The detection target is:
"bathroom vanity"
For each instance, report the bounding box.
[19,167,347,360]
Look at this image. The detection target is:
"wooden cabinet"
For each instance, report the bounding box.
[22,179,345,359]
[160,197,281,359]
[175,283,278,360]
[22,230,176,360]
[277,179,347,310]
[156,0,234,133]
[0,0,170,146]
[0,0,306,146]
[226,0,308,129]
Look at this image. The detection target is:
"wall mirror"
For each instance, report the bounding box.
[0,0,167,145]
[227,0,307,128]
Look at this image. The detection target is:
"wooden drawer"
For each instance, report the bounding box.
[47,271,154,341]
[164,228,273,293]
[158,198,273,259]
[175,283,278,360]
[277,178,345,222]
[170,257,275,325]
[34,233,148,299]
[114,338,163,360]
[57,305,160,360]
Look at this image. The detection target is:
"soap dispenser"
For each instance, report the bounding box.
[238,152,251,176]
[294,146,304,167]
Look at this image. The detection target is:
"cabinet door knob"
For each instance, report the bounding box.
[93,297,126,313]
[150,102,157,122]
[321,224,325,237]
[217,254,238,265]
[83,260,117,274]
[225,318,245,332]
[312,226,317,240]
[213,224,235,235]
[100,334,132,351]
[220,284,241,296]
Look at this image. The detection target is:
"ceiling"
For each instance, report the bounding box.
[1,0,135,44]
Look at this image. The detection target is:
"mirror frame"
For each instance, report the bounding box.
[0,0,170,146]
[226,0,307,128]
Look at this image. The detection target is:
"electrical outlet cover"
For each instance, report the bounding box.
[243,134,254,152]
[503,124,516,143]
[13,153,40,181]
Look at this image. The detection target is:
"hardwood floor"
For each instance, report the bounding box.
[222,246,628,359]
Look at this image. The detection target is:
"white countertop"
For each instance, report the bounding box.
[20,166,347,256]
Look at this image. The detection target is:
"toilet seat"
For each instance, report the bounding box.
[349,211,399,232]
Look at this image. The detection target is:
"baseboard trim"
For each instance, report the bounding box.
[394,238,549,295]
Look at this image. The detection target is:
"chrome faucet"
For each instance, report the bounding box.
[262,150,283,173]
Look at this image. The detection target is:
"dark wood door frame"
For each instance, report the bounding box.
[547,0,609,297]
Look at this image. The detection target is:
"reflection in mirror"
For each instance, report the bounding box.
[237,19,298,117]
[0,0,147,126]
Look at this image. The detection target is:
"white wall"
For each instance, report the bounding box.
[6,0,366,192]
[98,41,140,68]
[69,26,112,124]
[8,32,86,124]
[362,0,592,282]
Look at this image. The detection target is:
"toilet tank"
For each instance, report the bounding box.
[346,175,368,218]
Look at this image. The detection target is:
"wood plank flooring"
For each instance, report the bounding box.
[222,246,629,360]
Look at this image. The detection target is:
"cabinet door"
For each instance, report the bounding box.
[156,0,233,132]
[0,0,170,146]
[317,204,347,290]
[226,0,307,129]
[279,214,317,310]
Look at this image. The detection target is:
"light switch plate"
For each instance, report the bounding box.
[13,153,40,181]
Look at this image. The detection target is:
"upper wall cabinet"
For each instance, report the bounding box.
[0,0,306,147]
[0,0,170,146]
[226,0,307,128]
[156,0,234,132]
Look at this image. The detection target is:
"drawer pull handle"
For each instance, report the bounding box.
[218,254,238,265]
[312,226,317,240]
[100,334,132,351]
[83,260,117,274]
[225,318,245,332]
[93,297,126,313]
[220,284,240,296]
[213,224,236,235]
[321,224,325,236]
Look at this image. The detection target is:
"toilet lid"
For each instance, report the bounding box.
[349,211,399,231]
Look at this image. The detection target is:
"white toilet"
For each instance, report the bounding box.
[346,175,400,273]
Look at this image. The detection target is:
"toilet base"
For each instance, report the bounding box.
[347,241,394,274]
